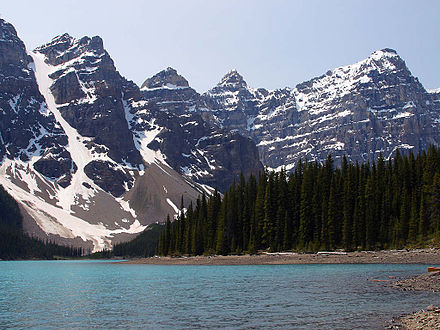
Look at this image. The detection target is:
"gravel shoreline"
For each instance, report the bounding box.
[121,249,440,265]
[386,272,440,329]
[388,271,440,292]
[387,305,440,329]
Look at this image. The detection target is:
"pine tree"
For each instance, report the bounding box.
[299,162,315,249]
[149,146,440,256]
[408,192,418,244]
[429,173,440,240]
[216,193,228,255]
[263,173,276,249]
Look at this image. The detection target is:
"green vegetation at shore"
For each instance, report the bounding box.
[157,146,440,256]
[0,185,83,260]
[3,146,440,259]
[112,223,163,257]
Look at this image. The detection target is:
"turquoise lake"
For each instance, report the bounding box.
[0,261,439,329]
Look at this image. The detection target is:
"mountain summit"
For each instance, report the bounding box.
[1,17,439,251]
[0,19,263,251]
[218,69,247,88]
[141,67,190,90]
[198,48,440,170]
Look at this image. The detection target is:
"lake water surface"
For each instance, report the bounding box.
[1,261,439,329]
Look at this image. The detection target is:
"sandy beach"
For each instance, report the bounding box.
[121,249,440,265]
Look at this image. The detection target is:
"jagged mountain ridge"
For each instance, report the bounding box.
[208,49,440,169]
[2,15,439,251]
[0,20,73,187]
[144,49,439,170]
[0,19,263,251]
[138,68,263,191]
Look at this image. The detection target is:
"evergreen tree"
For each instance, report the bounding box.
[148,146,440,257]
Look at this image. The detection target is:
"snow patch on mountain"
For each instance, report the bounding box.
[30,51,97,211]
[0,158,146,252]
[293,49,400,116]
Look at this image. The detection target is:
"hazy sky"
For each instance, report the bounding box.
[2,0,439,92]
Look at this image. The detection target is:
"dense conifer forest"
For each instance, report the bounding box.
[3,146,440,259]
[112,223,163,257]
[157,146,440,256]
[0,185,83,259]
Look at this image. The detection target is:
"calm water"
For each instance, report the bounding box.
[0,261,439,329]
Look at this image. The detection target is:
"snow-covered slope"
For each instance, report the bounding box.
[201,49,440,170]
[2,16,438,251]
[0,23,205,251]
[0,20,264,251]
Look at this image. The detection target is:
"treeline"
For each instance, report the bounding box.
[0,185,83,260]
[158,146,440,255]
[112,223,163,257]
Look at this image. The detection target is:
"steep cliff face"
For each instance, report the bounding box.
[0,19,264,251]
[137,68,264,191]
[202,70,267,133]
[2,16,439,252]
[0,19,73,186]
[282,49,440,167]
[201,49,440,170]
[0,24,202,252]
[140,67,202,115]
[34,34,145,197]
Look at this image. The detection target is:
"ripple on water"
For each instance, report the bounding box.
[0,261,438,329]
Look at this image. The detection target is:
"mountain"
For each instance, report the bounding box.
[201,49,440,170]
[137,67,263,192]
[0,19,262,252]
[0,20,73,186]
[140,67,201,114]
[2,16,439,252]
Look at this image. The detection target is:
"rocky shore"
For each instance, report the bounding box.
[388,305,440,329]
[388,271,440,292]
[386,271,440,329]
[122,249,440,265]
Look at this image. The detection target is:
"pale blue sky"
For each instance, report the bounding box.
[2,0,439,92]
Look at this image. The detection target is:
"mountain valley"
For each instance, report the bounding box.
[0,18,439,251]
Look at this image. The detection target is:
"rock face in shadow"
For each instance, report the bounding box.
[0,18,264,252]
[4,16,440,251]
[152,110,263,192]
[0,19,73,186]
[35,34,143,167]
[135,68,264,191]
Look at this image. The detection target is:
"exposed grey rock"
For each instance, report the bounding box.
[135,69,264,191]
[141,67,189,89]
[200,49,440,170]
[83,160,132,197]
[35,34,143,167]
[140,67,203,115]
[0,19,73,185]
[0,19,264,252]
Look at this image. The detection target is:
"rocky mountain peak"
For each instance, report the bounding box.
[0,19,29,69]
[366,48,406,72]
[0,18,73,185]
[36,34,106,67]
[141,67,189,90]
[370,48,399,58]
[37,33,74,55]
[218,69,247,88]
[0,18,20,42]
